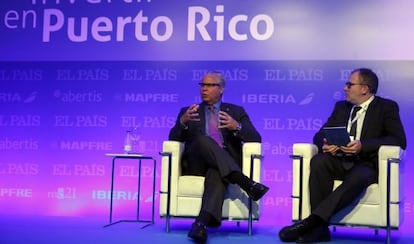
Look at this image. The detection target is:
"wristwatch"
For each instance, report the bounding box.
[181,122,189,130]
[233,123,242,136]
[236,123,242,131]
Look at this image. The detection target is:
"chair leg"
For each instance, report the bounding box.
[374,228,378,235]
[248,198,253,236]
[166,215,170,233]
[386,227,391,244]
[248,219,252,236]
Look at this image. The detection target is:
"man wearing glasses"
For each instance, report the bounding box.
[169,71,269,243]
[279,68,407,243]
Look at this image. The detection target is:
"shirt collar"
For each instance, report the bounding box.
[356,95,375,111]
[205,101,221,110]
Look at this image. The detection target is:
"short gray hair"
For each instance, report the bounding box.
[205,71,226,87]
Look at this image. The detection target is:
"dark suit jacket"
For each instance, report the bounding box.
[169,102,261,174]
[313,96,407,169]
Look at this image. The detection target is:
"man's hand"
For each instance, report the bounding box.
[180,104,200,125]
[218,111,238,130]
[322,138,340,155]
[340,140,362,155]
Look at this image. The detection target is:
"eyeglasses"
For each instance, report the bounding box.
[345,82,366,88]
[199,83,221,88]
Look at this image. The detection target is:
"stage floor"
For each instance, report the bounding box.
[2,215,413,244]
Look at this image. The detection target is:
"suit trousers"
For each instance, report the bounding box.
[309,153,377,222]
[186,135,242,226]
[186,135,241,177]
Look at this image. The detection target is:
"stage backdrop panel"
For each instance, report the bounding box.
[1,60,413,226]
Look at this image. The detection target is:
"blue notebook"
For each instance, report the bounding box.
[322,127,351,146]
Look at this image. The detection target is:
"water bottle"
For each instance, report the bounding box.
[124,130,132,154]
[130,127,140,153]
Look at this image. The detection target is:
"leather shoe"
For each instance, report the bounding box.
[188,222,207,243]
[278,220,311,242]
[296,225,331,243]
[246,182,269,201]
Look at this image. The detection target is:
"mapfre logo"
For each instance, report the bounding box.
[0,92,37,103]
[59,141,112,151]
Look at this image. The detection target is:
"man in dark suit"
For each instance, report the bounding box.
[169,71,269,243]
[279,68,407,243]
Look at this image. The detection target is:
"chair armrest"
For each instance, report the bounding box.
[292,143,319,159]
[241,142,262,183]
[291,143,318,220]
[378,145,404,204]
[291,143,318,190]
[160,141,184,197]
[378,145,404,160]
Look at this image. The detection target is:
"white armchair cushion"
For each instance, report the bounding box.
[178,176,205,196]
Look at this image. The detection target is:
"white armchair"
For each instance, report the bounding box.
[291,143,405,244]
[159,141,263,235]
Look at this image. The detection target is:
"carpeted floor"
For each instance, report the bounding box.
[1,215,413,244]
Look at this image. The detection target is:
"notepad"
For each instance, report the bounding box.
[322,127,351,146]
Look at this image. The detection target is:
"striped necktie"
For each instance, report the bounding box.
[349,106,362,138]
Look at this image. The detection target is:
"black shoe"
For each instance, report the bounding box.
[246,182,269,201]
[296,225,331,243]
[188,222,207,243]
[279,220,311,242]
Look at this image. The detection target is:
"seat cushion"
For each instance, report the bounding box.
[176,176,258,219]
[178,175,205,197]
[334,180,379,204]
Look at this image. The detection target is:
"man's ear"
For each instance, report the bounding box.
[362,85,369,95]
[220,87,224,95]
